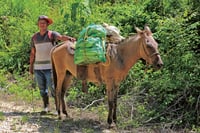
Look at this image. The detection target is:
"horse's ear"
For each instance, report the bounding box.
[102,23,109,27]
[135,26,142,33]
[144,25,152,35]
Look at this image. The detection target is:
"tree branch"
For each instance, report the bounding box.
[82,98,104,110]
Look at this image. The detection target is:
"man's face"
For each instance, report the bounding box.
[38,19,48,31]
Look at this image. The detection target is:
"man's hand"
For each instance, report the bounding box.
[29,65,34,75]
[57,35,76,42]
[67,36,76,42]
[29,47,35,75]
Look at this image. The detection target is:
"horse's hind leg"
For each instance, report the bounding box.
[61,72,73,117]
[55,73,65,119]
[81,80,88,93]
[61,87,68,117]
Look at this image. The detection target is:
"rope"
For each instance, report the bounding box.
[101,52,111,66]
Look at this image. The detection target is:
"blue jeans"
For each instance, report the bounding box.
[34,69,55,98]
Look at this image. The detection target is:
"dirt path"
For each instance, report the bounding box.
[0,93,136,133]
[0,95,110,133]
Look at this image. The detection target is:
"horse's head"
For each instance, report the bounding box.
[135,26,163,69]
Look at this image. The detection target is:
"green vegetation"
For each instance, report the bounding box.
[20,115,29,124]
[0,111,5,121]
[0,70,40,102]
[0,0,199,131]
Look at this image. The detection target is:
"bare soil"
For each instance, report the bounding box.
[0,94,105,133]
[0,93,129,133]
[0,93,197,133]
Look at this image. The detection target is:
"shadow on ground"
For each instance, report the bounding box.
[3,110,107,133]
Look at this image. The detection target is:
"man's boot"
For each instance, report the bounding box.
[41,95,49,115]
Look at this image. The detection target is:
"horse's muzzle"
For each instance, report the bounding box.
[156,62,163,69]
[155,57,164,69]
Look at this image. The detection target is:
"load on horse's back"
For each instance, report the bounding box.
[102,23,125,44]
[51,25,163,128]
[74,23,124,65]
[74,24,107,65]
[74,23,125,92]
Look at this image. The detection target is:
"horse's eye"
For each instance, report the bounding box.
[146,39,150,43]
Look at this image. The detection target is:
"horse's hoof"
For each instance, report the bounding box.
[58,116,62,120]
[62,111,69,118]
[66,114,70,118]
[108,123,117,129]
[65,113,71,119]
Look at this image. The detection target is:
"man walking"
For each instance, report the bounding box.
[29,15,75,114]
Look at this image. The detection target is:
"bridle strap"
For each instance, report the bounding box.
[142,42,160,58]
[149,52,160,57]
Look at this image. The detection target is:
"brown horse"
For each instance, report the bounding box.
[51,26,163,127]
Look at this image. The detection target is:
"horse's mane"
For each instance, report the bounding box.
[107,33,138,59]
[118,34,138,45]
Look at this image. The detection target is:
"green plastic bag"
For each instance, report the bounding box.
[74,24,107,65]
[76,37,104,48]
[74,37,106,64]
[78,24,107,40]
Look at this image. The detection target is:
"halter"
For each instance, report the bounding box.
[141,41,160,80]
[141,40,160,59]
[139,39,160,75]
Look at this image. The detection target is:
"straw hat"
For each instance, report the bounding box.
[38,15,53,25]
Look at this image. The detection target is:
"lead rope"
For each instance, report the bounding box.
[101,52,111,66]
[31,74,36,112]
[142,62,149,81]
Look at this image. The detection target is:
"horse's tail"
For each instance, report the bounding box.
[51,44,64,89]
[51,46,58,89]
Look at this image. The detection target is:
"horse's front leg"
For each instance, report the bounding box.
[113,85,119,124]
[107,95,113,125]
[106,83,119,128]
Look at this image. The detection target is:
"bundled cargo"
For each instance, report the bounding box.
[102,23,124,43]
[74,24,107,65]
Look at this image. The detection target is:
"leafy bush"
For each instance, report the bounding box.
[67,80,105,108]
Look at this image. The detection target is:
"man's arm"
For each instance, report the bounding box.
[56,34,76,42]
[29,47,35,74]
